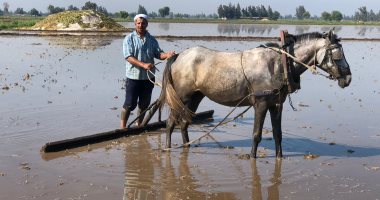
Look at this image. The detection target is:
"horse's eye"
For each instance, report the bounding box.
[332,48,343,60]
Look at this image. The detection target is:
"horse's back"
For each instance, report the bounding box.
[170,46,253,105]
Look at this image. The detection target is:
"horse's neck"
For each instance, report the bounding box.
[293,40,325,76]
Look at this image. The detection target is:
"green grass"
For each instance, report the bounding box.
[0,16,43,29]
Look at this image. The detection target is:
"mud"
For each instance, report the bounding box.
[1,26,380,199]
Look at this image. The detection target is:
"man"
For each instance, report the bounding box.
[121,14,175,128]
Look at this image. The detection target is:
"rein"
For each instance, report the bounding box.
[266,46,335,80]
[266,46,318,74]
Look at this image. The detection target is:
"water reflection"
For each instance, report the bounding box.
[119,22,380,38]
[355,26,380,37]
[123,136,157,200]
[43,36,114,49]
[217,24,280,36]
[251,159,281,200]
[158,23,170,31]
[123,138,236,200]
[122,134,285,200]
[295,26,311,34]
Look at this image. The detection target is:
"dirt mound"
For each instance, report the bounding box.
[30,10,126,31]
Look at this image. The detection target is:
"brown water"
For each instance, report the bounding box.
[1,30,380,199]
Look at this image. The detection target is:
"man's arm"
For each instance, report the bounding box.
[159,51,176,60]
[126,56,153,70]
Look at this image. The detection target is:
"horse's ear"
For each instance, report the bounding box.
[328,29,334,39]
[322,31,328,39]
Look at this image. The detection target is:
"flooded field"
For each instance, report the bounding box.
[1,24,380,199]
[122,22,380,39]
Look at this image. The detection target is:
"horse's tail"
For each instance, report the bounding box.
[158,54,194,123]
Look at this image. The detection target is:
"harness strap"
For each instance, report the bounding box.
[280,30,300,93]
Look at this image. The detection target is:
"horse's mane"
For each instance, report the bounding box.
[293,32,324,44]
[263,42,280,48]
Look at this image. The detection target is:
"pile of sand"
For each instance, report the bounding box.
[30,10,126,31]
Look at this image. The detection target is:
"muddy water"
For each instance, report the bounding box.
[1,32,380,199]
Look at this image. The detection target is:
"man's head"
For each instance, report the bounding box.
[134,14,148,36]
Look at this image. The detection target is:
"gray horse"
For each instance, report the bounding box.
[151,30,351,158]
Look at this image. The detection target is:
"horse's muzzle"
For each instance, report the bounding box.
[338,74,352,88]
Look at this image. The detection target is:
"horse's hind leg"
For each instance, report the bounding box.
[269,104,283,158]
[165,112,176,149]
[180,91,205,147]
[180,121,190,146]
[251,100,268,158]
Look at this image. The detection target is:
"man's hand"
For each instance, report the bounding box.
[142,62,154,70]
[166,51,176,58]
[127,56,153,70]
[160,51,176,60]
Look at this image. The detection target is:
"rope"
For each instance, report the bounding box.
[146,61,164,87]
[162,93,255,151]
[266,46,318,74]
[127,100,158,128]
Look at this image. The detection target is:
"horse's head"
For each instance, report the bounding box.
[316,29,352,88]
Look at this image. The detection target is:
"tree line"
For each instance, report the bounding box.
[218,3,280,20]
[1,1,380,22]
[217,3,380,22]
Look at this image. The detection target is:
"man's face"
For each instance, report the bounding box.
[134,18,148,35]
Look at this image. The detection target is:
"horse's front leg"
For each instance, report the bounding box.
[251,101,268,158]
[269,104,283,158]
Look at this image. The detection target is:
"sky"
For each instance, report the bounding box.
[1,0,379,16]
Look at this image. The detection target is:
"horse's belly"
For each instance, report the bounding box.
[199,79,248,106]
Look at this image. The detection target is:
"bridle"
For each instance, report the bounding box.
[315,41,348,80]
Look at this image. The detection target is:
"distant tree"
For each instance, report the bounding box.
[295,5,307,20]
[259,5,268,17]
[82,1,97,11]
[235,4,241,19]
[321,11,331,21]
[368,9,376,21]
[272,11,280,20]
[29,8,40,16]
[331,10,343,21]
[3,2,9,14]
[47,5,65,14]
[303,11,311,19]
[14,7,26,15]
[217,5,226,18]
[0,9,3,16]
[97,6,108,15]
[256,6,262,17]
[267,6,273,19]
[67,5,79,11]
[158,6,170,17]
[354,6,368,21]
[149,11,158,18]
[217,3,241,19]
[248,6,257,17]
[137,5,147,14]
[118,11,128,18]
[283,14,293,19]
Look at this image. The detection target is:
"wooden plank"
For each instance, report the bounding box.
[41,110,214,153]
